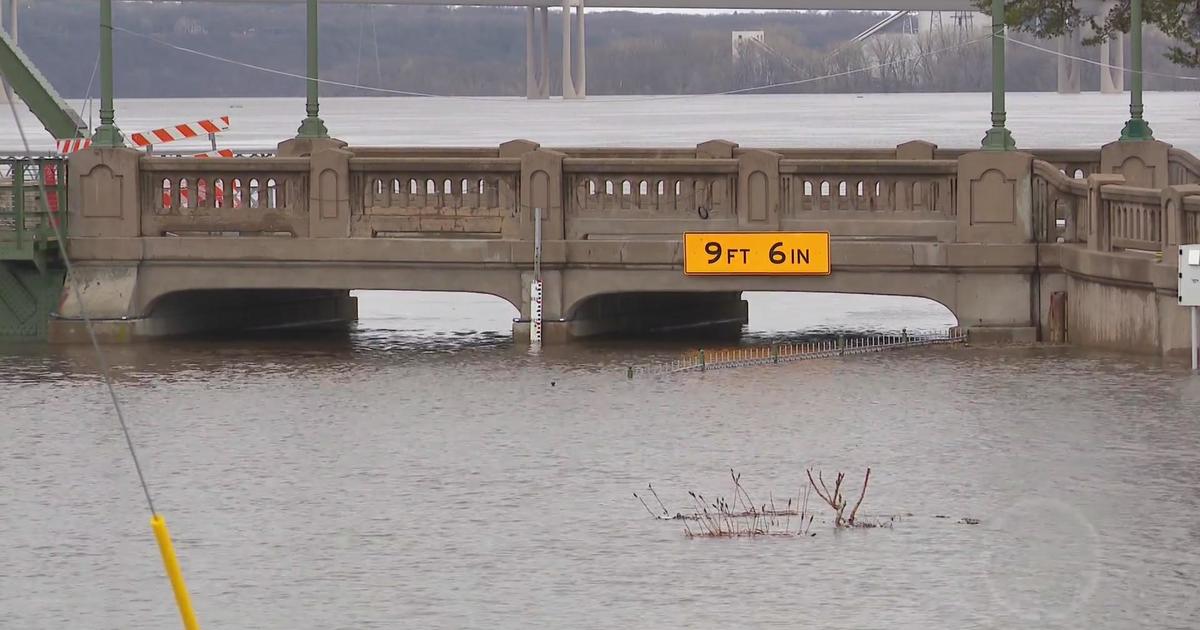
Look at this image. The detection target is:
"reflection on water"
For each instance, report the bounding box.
[2,292,1200,629]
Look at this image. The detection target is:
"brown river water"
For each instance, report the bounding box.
[3,94,1200,629]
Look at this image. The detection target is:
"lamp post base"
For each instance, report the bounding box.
[1119,118,1154,142]
[296,116,329,140]
[91,124,125,148]
[981,127,1016,151]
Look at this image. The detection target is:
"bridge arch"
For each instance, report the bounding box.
[555,266,1033,340]
[130,264,526,324]
[560,268,964,324]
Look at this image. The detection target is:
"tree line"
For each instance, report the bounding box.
[9,1,1199,98]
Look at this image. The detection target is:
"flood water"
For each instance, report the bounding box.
[3,93,1200,629]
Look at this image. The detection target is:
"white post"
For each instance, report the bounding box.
[530,207,543,346]
[1192,306,1197,371]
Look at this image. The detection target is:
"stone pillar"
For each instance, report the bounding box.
[896,140,937,160]
[525,7,549,99]
[1099,139,1170,188]
[1056,30,1081,94]
[1099,33,1125,94]
[309,147,353,237]
[517,149,565,241]
[696,139,738,159]
[499,138,540,158]
[736,150,781,229]
[68,148,142,238]
[955,150,1035,243]
[1162,184,1200,251]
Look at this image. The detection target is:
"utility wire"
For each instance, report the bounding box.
[5,99,158,518]
[1005,35,1200,82]
[82,54,100,133]
[111,24,989,104]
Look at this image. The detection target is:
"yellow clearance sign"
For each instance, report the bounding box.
[684,232,831,276]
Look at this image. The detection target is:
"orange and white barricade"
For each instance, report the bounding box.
[55,115,232,155]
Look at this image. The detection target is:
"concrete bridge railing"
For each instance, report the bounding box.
[1032,158,1200,255]
[51,136,1200,353]
[91,140,996,244]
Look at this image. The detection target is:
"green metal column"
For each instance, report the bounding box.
[1120,0,1154,141]
[296,0,329,138]
[980,0,1015,150]
[92,0,124,147]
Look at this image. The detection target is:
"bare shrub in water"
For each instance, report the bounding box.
[806,467,876,528]
[638,467,892,537]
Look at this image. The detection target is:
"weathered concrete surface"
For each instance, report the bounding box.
[1051,244,1188,355]
[515,291,748,342]
[1100,139,1170,188]
[47,140,1200,350]
[56,235,1045,342]
[51,279,357,342]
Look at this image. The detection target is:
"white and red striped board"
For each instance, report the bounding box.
[191,149,235,159]
[55,138,92,154]
[55,115,232,155]
[129,116,230,148]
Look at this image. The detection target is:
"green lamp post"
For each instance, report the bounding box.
[981,0,1016,150]
[296,0,329,139]
[1119,0,1154,141]
[92,0,124,147]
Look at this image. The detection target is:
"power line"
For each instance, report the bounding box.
[5,100,158,518]
[1006,35,1200,82]
[112,24,990,104]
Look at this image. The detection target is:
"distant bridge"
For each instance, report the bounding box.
[185,0,975,9]
[1,0,1118,102]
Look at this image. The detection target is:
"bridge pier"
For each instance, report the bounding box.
[50,265,358,342]
[561,0,586,99]
[525,7,550,99]
[1056,30,1081,94]
[1099,32,1126,94]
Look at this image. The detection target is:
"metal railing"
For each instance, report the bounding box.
[0,158,67,260]
[627,331,966,378]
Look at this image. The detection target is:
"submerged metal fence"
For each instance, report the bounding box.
[627,331,966,378]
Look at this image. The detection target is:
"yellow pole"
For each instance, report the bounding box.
[150,514,202,630]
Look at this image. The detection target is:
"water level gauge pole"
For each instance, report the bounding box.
[530,207,543,346]
[1192,306,1197,371]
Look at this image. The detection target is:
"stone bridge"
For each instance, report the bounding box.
[54,136,1200,353]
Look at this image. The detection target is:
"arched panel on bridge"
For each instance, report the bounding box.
[739,291,957,334]
[560,268,965,326]
[133,264,525,318]
[556,265,1038,341]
